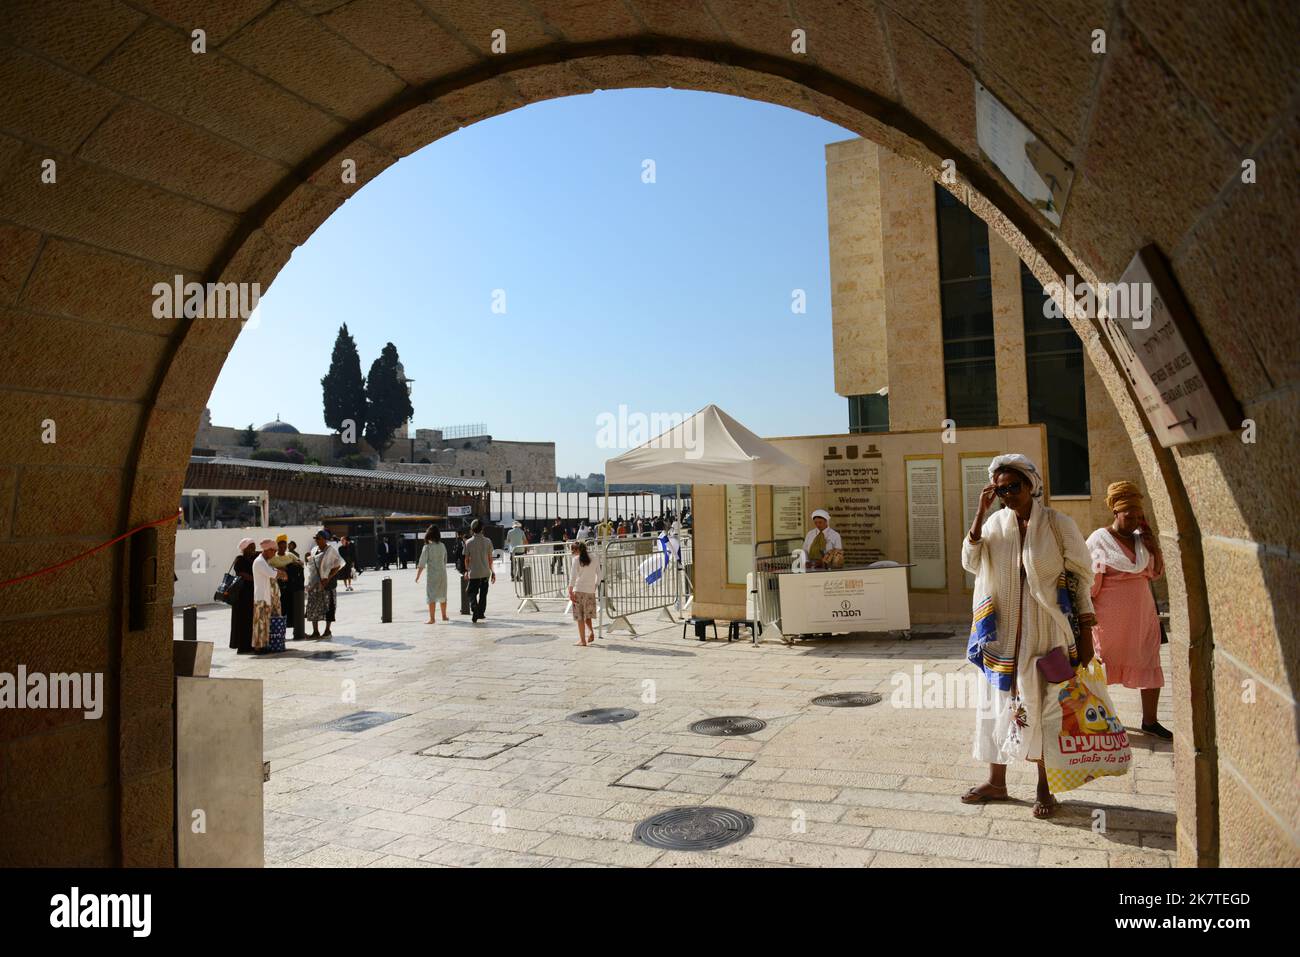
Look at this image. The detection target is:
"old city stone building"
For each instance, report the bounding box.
[0,1,1295,868]
[193,409,556,490]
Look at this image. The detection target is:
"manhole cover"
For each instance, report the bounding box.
[326,711,408,733]
[811,692,883,708]
[496,634,558,645]
[568,707,638,724]
[633,807,755,851]
[689,716,767,736]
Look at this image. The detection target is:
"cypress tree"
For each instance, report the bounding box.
[363,342,414,456]
[321,323,367,443]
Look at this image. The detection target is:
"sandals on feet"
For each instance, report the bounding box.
[960,784,1009,804]
[1032,796,1060,819]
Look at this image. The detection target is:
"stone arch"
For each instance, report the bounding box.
[1,2,1294,867]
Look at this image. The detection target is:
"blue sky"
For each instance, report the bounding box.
[210,89,855,476]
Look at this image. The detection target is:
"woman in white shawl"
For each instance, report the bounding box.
[960,454,1097,818]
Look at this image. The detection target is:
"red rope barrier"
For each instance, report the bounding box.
[0,511,182,590]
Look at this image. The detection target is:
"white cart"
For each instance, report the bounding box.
[774,563,913,643]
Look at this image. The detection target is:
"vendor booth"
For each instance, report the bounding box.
[604,404,914,644]
[769,562,912,640]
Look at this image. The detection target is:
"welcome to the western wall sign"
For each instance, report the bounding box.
[1101,246,1243,448]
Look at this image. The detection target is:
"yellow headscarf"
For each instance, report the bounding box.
[1106,480,1143,513]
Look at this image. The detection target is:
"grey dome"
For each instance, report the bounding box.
[259,417,299,434]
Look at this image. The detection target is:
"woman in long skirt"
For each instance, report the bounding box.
[228,538,257,655]
[960,454,1097,818]
[1088,481,1170,738]
[414,526,448,625]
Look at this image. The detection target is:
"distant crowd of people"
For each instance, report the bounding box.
[221,510,688,654]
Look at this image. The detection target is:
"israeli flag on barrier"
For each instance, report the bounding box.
[639,532,674,586]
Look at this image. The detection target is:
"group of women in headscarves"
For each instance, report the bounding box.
[227,537,291,655]
[959,454,1168,818]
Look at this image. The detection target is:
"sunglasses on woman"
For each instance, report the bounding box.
[994,480,1024,497]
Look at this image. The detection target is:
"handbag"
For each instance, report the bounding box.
[268,615,287,653]
[1036,646,1074,683]
[214,560,241,605]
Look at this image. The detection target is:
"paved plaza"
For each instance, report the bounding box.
[175,561,1177,868]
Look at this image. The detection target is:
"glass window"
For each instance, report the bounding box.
[1022,263,1090,495]
[936,185,997,427]
[848,394,889,433]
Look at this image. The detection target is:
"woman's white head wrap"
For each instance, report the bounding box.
[237,537,255,551]
[988,453,1044,498]
[810,508,831,523]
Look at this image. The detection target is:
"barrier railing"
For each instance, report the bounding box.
[751,537,803,642]
[510,532,693,636]
[509,539,575,609]
[599,532,692,635]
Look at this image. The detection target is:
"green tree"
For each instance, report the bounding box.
[363,342,414,456]
[321,323,367,443]
[239,423,259,449]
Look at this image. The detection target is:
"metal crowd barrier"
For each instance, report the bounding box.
[599,532,692,635]
[751,537,803,642]
[510,531,693,636]
[510,539,575,610]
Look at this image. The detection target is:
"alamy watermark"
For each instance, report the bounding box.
[152,275,261,320]
[50,887,150,937]
[890,665,983,712]
[1042,275,1152,326]
[595,405,702,458]
[0,666,103,719]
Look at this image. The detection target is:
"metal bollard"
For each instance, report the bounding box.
[292,588,306,640]
[381,577,392,623]
[182,605,197,641]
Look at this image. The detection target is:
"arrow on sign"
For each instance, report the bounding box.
[1168,410,1199,431]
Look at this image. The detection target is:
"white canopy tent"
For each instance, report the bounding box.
[602,404,811,642]
[604,404,811,488]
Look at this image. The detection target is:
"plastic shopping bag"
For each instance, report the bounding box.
[1042,659,1132,794]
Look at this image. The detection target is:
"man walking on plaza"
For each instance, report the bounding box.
[505,519,526,581]
[462,519,496,623]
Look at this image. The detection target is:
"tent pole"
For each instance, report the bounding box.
[752,483,759,645]
[599,474,608,641]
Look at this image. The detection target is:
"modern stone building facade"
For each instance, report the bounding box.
[1,1,1294,870]
[826,137,1147,539]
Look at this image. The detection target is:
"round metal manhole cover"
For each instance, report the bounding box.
[567,707,638,724]
[495,633,557,645]
[689,716,767,736]
[633,807,755,851]
[811,692,883,708]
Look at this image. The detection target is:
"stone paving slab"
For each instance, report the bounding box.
[176,560,1177,867]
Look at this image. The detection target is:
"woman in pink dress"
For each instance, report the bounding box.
[1087,481,1170,739]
